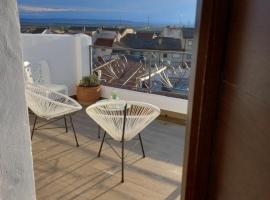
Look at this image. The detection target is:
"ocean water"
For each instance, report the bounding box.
[20,18,159,27]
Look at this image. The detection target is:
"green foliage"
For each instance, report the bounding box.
[79,74,100,87]
[111,90,118,99]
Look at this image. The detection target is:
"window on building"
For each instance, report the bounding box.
[187,54,192,59]
[163,53,168,58]
[188,40,193,46]
[173,54,181,58]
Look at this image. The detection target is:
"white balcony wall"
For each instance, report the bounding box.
[21,33,92,95]
[101,86,188,114]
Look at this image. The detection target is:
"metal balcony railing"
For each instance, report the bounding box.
[89,45,192,99]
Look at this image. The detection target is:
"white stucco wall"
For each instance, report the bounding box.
[21,33,92,95]
[101,86,188,114]
[0,0,36,199]
[161,27,182,39]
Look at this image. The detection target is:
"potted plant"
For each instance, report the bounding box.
[110,90,119,100]
[76,74,101,104]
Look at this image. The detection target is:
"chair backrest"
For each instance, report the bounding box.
[25,60,52,84]
[25,83,82,119]
[24,61,34,83]
[86,100,160,141]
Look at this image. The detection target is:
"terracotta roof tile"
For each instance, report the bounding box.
[94,38,114,47]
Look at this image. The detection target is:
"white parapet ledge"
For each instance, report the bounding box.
[101,85,188,114]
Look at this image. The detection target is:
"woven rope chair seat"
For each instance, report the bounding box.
[25,83,82,120]
[86,100,160,141]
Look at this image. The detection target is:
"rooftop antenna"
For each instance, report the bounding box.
[179,14,183,28]
[147,16,150,30]
[120,16,122,27]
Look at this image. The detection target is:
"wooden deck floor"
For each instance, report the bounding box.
[30,109,185,200]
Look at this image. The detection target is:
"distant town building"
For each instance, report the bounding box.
[20,26,48,34]
[45,27,66,34]
[115,33,182,50]
[161,26,182,39]
[93,27,135,42]
[92,27,135,60]
[181,27,194,52]
[93,29,117,42]
[67,26,98,36]
[93,38,115,60]
[92,28,117,60]
[161,26,194,53]
[114,33,185,66]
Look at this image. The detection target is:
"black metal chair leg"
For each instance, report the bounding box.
[121,104,127,183]
[121,138,125,183]
[98,125,101,139]
[138,133,146,158]
[69,115,79,147]
[31,115,38,140]
[98,131,106,157]
[64,115,68,133]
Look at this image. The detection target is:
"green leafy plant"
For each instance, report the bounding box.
[111,90,118,99]
[79,74,100,87]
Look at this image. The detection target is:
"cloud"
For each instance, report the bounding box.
[19,5,73,12]
[19,5,128,13]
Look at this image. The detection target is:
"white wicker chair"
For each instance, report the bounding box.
[86,100,160,182]
[25,83,82,146]
[24,60,68,95]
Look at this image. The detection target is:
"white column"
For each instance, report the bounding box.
[74,36,83,85]
[0,0,36,199]
[74,34,92,86]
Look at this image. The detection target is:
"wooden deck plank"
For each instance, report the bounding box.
[29,109,185,200]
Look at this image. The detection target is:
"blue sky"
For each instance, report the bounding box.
[17,0,197,25]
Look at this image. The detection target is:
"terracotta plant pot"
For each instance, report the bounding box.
[76,85,101,105]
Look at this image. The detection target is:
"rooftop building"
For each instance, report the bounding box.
[94,38,115,47]
[161,26,182,39]
[20,26,48,34]
[67,26,98,36]
[115,34,183,51]
[181,27,195,39]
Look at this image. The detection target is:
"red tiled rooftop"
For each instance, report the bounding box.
[94,38,114,47]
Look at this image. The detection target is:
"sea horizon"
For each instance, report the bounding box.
[20,17,194,29]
